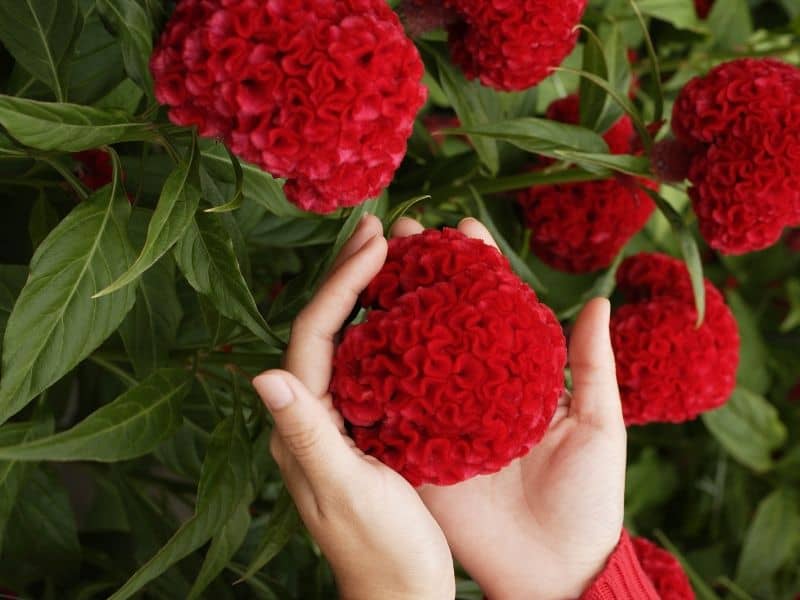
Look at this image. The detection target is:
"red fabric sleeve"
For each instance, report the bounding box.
[580,529,660,600]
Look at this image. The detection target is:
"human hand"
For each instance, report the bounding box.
[252,215,455,600]
[391,217,626,600]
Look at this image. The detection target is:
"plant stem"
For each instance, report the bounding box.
[428,167,606,200]
[88,355,138,387]
[41,157,89,200]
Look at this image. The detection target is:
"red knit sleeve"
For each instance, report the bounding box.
[580,529,660,600]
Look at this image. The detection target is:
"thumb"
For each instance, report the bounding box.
[252,370,353,483]
[568,298,624,429]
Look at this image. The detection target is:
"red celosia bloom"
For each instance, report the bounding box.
[416,0,587,91]
[694,0,713,18]
[611,253,739,425]
[74,149,114,191]
[632,537,696,599]
[331,229,566,486]
[518,96,655,273]
[671,59,800,253]
[151,0,427,213]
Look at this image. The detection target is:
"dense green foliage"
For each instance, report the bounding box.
[0,0,798,598]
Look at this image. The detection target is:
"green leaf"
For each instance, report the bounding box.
[646,189,705,325]
[628,0,665,122]
[0,265,28,356]
[200,141,306,218]
[707,7,756,50]
[236,486,299,583]
[466,187,547,293]
[187,500,252,599]
[427,45,500,174]
[110,408,251,600]
[174,211,282,346]
[28,192,60,250]
[594,25,630,134]
[702,388,787,473]
[384,194,430,232]
[321,196,381,277]
[579,27,610,130]
[0,467,81,584]
[556,152,651,176]
[625,447,678,517]
[0,182,136,425]
[94,79,144,113]
[96,0,154,97]
[557,248,626,320]
[636,0,704,31]
[0,417,52,552]
[95,136,201,297]
[0,0,81,101]
[456,117,609,157]
[204,146,244,214]
[0,95,153,151]
[735,489,800,591]
[725,290,771,394]
[0,369,190,462]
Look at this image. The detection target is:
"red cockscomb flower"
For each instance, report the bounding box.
[331,229,566,486]
[632,537,695,599]
[151,0,427,213]
[403,0,586,91]
[74,149,114,191]
[518,96,655,273]
[611,253,739,425]
[671,59,800,254]
[694,0,713,18]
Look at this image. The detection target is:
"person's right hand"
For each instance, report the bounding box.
[252,215,455,600]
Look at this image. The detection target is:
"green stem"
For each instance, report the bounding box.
[428,168,606,199]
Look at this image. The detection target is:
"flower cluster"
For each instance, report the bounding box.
[408,0,587,91]
[632,537,696,599]
[671,58,800,253]
[610,253,739,425]
[331,229,566,486]
[518,96,655,273]
[151,0,427,213]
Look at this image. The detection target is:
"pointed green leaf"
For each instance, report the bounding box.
[95,137,201,298]
[0,95,154,151]
[187,500,252,599]
[96,0,154,97]
[204,145,244,214]
[636,0,705,31]
[0,417,52,552]
[702,388,787,473]
[236,486,299,583]
[735,489,800,591]
[456,117,609,157]
[110,408,251,600]
[578,27,610,130]
[0,0,81,101]
[594,25,630,134]
[725,290,771,394]
[175,211,281,346]
[628,0,665,122]
[0,182,136,425]
[0,265,28,356]
[0,369,190,462]
[0,467,81,584]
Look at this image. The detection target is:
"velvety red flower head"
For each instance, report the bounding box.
[518,95,655,273]
[403,0,586,91]
[611,253,739,425]
[74,149,114,191]
[671,59,800,253]
[694,0,713,18]
[151,0,427,213]
[632,537,696,599]
[330,229,566,486]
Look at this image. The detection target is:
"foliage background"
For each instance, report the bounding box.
[0,0,798,598]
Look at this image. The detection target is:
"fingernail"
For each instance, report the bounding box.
[253,373,294,411]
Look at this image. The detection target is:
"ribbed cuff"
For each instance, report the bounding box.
[580,529,659,600]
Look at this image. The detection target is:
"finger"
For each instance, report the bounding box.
[270,433,316,505]
[330,214,384,273]
[457,217,499,250]
[568,298,623,429]
[253,370,356,487]
[390,216,424,238]
[285,233,387,396]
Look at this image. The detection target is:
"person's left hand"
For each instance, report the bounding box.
[252,215,455,600]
